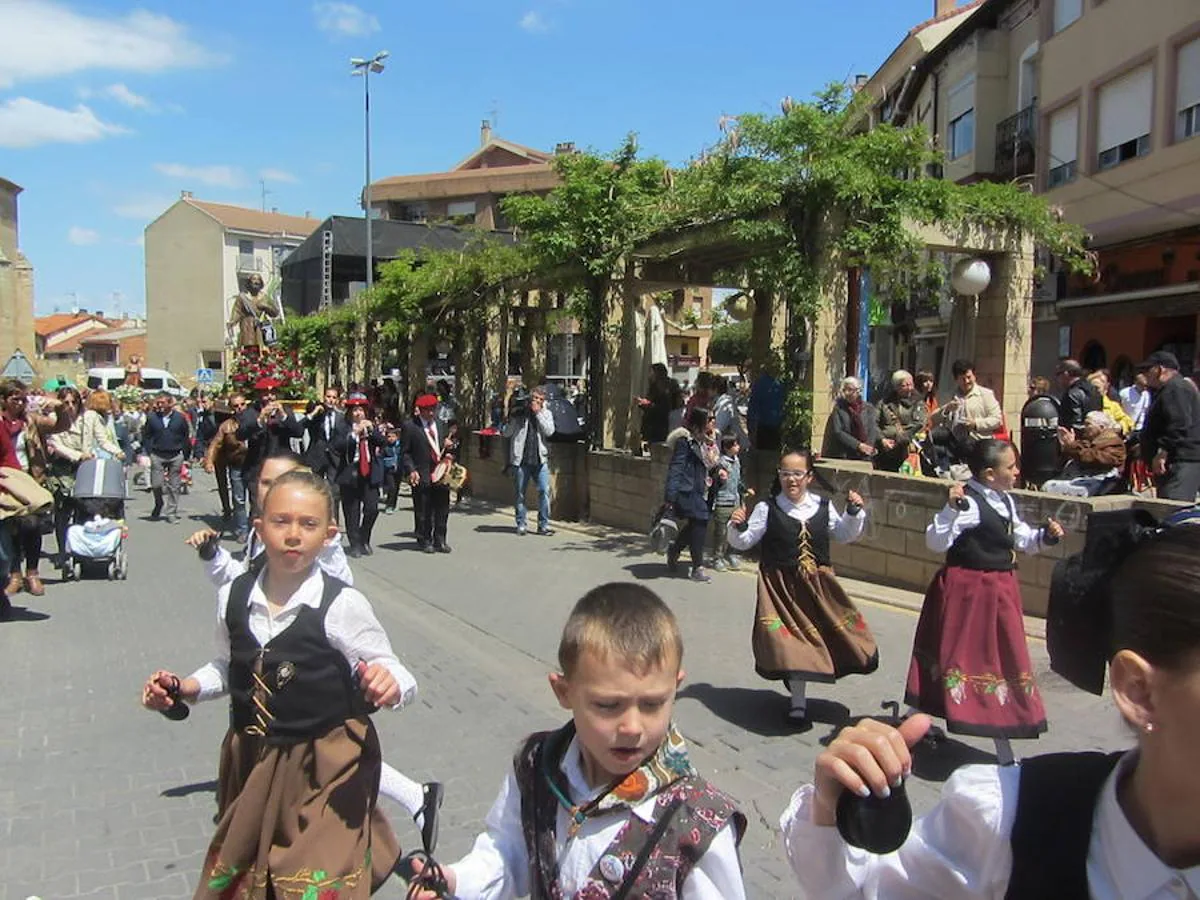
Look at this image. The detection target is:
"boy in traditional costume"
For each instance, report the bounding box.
[726,449,878,728]
[410,582,747,899]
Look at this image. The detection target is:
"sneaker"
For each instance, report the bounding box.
[666,545,680,574]
[712,558,728,572]
[689,567,712,583]
[517,525,527,536]
[383,507,395,515]
[724,556,740,571]
[536,527,555,536]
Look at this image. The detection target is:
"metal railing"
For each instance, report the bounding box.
[994,102,1037,181]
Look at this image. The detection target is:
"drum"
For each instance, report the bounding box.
[431,459,452,485]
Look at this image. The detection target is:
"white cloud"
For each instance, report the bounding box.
[104,83,152,110]
[0,0,220,89]
[154,163,244,188]
[112,195,175,221]
[260,168,298,184]
[0,97,127,149]
[313,2,380,37]
[519,11,550,33]
[67,226,100,246]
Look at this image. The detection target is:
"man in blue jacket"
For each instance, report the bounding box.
[141,392,191,523]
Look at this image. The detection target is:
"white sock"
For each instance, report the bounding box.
[788,679,808,712]
[380,763,425,824]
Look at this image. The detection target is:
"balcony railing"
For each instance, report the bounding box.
[236,254,263,273]
[994,102,1037,182]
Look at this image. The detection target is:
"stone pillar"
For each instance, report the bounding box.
[407,329,429,399]
[600,274,637,450]
[974,243,1034,450]
[749,289,787,375]
[457,318,483,430]
[809,263,851,451]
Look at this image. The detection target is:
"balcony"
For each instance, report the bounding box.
[994,102,1037,182]
[236,254,263,273]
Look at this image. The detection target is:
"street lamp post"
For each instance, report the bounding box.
[351,51,388,295]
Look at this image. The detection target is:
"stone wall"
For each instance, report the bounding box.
[461,440,1191,617]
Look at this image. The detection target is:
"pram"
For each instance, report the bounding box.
[65,458,128,581]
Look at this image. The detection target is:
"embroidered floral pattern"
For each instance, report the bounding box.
[202,856,366,899]
[942,667,1037,706]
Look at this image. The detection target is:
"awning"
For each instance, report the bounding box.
[1056,281,1200,323]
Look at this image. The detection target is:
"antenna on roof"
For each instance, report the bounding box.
[489,99,500,134]
[260,179,273,213]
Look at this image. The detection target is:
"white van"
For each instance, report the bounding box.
[86,367,188,398]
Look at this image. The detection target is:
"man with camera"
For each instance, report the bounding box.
[504,386,556,536]
[236,377,304,492]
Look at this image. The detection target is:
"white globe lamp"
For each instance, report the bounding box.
[950,258,992,296]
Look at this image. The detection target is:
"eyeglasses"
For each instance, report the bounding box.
[777,469,811,480]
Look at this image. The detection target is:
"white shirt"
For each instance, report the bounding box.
[925,480,1046,556]
[188,565,415,709]
[778,751,1200,900]
[202,538,353,588]
[1120,385,1151,431]
[451,737,746,900]
[726,493,866,552]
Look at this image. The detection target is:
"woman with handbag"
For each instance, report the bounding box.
[663,407,721,583]
[0,380,72,598]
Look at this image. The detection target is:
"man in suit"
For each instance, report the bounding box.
[336,392,385,556]
[141,391,191,523]
[304,385,349,479]
[402,393,458,553]
[236,377,304,492]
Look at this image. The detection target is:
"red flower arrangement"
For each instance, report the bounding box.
[228,346,313,400]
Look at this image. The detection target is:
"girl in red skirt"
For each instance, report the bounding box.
[142,469,407,898]
[728,448,879,728]
[906,439,1063,764]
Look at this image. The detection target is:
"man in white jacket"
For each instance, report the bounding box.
[503,387,556,536]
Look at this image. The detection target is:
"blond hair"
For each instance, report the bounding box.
[558,583,683,677]
[262,468,335,521]
[86,390,112,414]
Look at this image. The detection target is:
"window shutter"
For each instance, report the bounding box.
[948,75,975,121]
[1096,65,1154,152]
[1049,105,1079,166]
[1178,37,1200,113]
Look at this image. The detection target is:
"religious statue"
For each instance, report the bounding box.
[227,273,280,351]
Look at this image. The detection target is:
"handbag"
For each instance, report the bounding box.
[648,503,679,554]
[0,466,55,521]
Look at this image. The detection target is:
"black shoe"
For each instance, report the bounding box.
[436,544,452,554]
[361,544,373,556]
[666,545,680,574]
[347,545,362,559]
[151,505,163,519]
[786,708,813,732]
[417,782,444,854]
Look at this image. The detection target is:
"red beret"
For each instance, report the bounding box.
[415,394,439,410]
[254,377,282,391]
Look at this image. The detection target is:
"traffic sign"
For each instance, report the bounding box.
[195,368,214,384]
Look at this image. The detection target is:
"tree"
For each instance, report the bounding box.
[501,136,671,446]
[708,320,752,367]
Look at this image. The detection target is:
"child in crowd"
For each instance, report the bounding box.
[381,427,401,514]
[780,521,1200,899]
[907,439,1063,764]
[727,448,878,727]
[143,470,407,897]
[410,582,747,899]
[707,432,746,572]
[185,451,442,855]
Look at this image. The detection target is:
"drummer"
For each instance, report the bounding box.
[401,393,460,554]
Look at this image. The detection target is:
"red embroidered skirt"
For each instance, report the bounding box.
[905,566,1047,739]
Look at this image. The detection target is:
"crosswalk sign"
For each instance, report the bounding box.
[195,368,214,384]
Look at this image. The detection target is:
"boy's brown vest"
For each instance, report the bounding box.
[513,723,745,900]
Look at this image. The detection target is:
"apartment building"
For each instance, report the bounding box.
[144,193,319,378]
[0,178,35,371]
[1039,0,1200,381]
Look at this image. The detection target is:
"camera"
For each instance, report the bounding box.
[508,385,530,419]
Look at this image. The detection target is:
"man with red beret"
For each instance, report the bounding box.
[402,393,458,553]
[235,377,304,493]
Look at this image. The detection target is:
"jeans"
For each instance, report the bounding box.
[228,466,248,536]
[707,504,735,563]
[514,462,551,531]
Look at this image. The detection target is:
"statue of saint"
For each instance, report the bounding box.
[227,273,279,350]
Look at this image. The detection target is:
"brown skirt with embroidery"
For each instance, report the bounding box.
[904,566,1048,739]
[753,566,879,683]
[196,717,401,900]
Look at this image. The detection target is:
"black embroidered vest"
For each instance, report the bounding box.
[226,569,373,745]
[759,499,831,571]
[1005,751,1123,899]
[513,723,745,900]
[945,485,1017,571]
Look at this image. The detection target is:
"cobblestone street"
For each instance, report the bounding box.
[0,473,1128,899]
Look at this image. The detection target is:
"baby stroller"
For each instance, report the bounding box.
[65,458,128,581]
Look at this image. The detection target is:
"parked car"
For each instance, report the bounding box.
[85,367,188,399]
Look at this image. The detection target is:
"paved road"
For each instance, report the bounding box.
[0,472,1127,899]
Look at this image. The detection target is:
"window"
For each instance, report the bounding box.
[446,200,477,224]
[1053,0,1081,34]
[1177,37,1200,141]
[1047,104,1079,188]
[947,76,975,160]
[1096,65,1153,171]
[238,239,254,255]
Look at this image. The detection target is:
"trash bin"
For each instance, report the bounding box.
[1021,394,1061,488]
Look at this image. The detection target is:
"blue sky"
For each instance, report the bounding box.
[0,0,941,317]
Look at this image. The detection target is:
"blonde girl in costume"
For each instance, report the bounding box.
[727,448,878,727]
[143,470,410,898]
